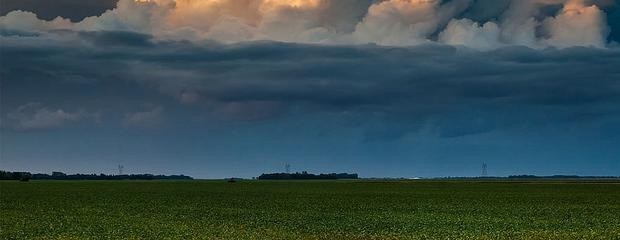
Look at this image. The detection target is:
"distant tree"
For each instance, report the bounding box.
[0,170,193,181]
[19,172,31,182]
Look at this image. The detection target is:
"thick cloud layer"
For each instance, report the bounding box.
[2,31,619,136]
[0,0,614,49]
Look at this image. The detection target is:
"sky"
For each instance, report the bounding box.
[0,0,619,179]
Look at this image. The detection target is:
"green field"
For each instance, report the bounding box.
[1,180,619,239]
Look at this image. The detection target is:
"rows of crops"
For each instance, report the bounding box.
[1,180,619,239]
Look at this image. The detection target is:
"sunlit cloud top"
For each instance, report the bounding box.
[0,0,613,49]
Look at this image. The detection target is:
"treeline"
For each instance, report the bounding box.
[0,171,193,181]
[258,171,358,180]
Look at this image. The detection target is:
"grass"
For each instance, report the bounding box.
[1,180,619,239]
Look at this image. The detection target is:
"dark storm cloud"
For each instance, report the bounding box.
[609,7,620,43]
[2,30,620,137]
[0,0,117,22]
[78,31,154,47]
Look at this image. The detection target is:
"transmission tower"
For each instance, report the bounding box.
[118,165,124,175]
[481,162,488,177]
[285,163,291,173]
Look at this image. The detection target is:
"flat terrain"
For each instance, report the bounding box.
[1,180,619,239]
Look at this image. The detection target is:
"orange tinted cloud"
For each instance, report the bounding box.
[0,0,611,49]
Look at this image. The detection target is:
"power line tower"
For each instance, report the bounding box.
[481,162,488,177]
[118,164,124,175]
[285,163,291,173]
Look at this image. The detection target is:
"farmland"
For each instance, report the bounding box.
[1,180,619,239]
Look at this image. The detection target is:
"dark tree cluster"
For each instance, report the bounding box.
[0,170,193,181]
[258,171,358,180]
[0,171,32,181]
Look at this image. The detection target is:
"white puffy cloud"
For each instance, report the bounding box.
[438,0,610,49]
[205,17,256,43]
[352,0,442,45]
[439,18,502,50]
[0,10,72,32]
[0,0,613,50]
[6,103,86,130]
[542,0,609,48]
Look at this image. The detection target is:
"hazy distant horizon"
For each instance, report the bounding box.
[2,165,617,180]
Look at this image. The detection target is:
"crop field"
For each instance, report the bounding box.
[1,180,619,239]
